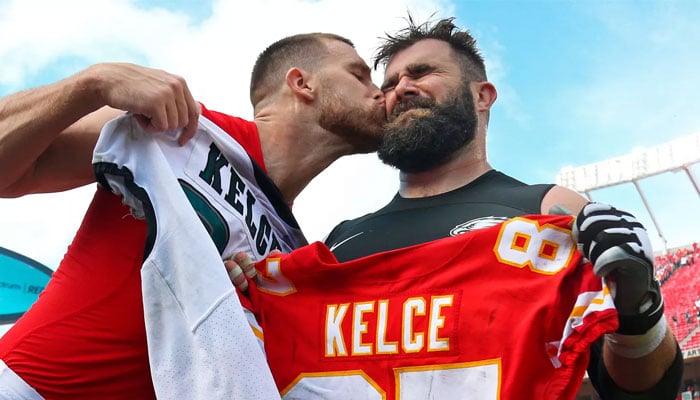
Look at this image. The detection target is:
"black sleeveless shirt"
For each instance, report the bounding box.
[325,170,554,262]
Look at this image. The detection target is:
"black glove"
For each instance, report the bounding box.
[572,202,664,335]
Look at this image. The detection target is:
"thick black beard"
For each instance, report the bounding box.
[377,92,477,173]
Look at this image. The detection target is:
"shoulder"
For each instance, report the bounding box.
[199,103,264,167]
[200,104,257,138]
[324,204,393,246]
[487,171,586,214]
[540,185,588,215]
[324,216,368,246]
[481,170,552,194]
[479,170,555,213]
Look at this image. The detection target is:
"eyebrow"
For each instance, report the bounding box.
[349,61,372,76]
[381,62,436,91]
[381,74,398,92]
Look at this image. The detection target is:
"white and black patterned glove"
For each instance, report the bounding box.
[571,202,664,335]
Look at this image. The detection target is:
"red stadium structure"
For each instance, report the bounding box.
[559,133,700,400]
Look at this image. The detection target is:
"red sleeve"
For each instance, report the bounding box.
[200,103,266,173]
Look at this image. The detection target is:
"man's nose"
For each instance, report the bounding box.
[394,75,419,101]
[371,84,385,102]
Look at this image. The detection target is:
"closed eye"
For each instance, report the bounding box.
[406,63,436,79]
[381,63,436,93]
[381,78,396,93]
[348,61,372,83]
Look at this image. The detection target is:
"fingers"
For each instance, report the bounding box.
[575,203,647,260]
[224,250,285,292]
[225,251,261,293]
[574,202,655,279]
[224,259,249,292]
[233,252,258,279]
[164,99,179,134]
[138,77,198,143]
[166,75,199,145]
[98,63,200,144]
[179,96,201,146]
[268,249,283,257]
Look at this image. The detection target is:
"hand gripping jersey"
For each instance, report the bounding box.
[93,114,306,400]
[244,215,618,400]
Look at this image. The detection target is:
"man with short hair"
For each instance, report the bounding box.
[0,33,384,399]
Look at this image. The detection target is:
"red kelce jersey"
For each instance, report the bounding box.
[244,214,618,400]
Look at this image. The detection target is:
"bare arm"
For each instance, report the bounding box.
[0,63,200,197]
[543,185,679,394]
[540,184,588,215]
[603,328,678,392]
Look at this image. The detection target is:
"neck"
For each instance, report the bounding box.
[398,143,491,198]
[254,114,356,207]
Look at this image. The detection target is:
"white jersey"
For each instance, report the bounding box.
[93,114,306,399]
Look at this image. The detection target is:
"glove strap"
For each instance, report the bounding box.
[616,279,664,335]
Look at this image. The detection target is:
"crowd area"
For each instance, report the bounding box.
[657,243,699,284]
[575,243,699,400]
[658,243,700,346]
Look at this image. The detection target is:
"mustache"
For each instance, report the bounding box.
[390,97,437,119]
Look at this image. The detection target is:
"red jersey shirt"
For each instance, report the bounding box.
[0,106,264,399]
[246,215,618,400]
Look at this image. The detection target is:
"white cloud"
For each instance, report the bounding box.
[0,0,453,267]
[2,0,696,270]
[0,186,95,268]
[0,0,190,87]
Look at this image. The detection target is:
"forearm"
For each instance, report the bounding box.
[603,328,678,392]
[574,202,684,398]
[0,67,104,196]
[0,62,200,197]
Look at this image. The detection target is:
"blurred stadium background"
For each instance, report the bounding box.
[570,133,700,400]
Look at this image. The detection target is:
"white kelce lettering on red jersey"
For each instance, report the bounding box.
[324,295,455,358]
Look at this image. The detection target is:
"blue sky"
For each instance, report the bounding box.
[0,0,698,269]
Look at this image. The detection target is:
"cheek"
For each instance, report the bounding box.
[384,93,397,115]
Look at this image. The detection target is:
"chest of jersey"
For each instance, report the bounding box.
[93,113,295,399]
[93,114,306,260]
[248,215,618,400]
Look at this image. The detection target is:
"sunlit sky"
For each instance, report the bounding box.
[1,0,699,270]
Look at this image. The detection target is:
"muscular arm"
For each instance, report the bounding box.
[0,70,112,196]
[0,63,200,197]
[602,329,679,393]
[543,185,681,397]
[540,184,588,215]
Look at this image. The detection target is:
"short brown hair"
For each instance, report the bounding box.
[250,33,354,106]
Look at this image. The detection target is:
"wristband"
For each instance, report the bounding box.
[605,317,667,359]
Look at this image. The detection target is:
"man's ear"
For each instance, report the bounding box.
[285,67,315,102]
[474,81,497,113]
